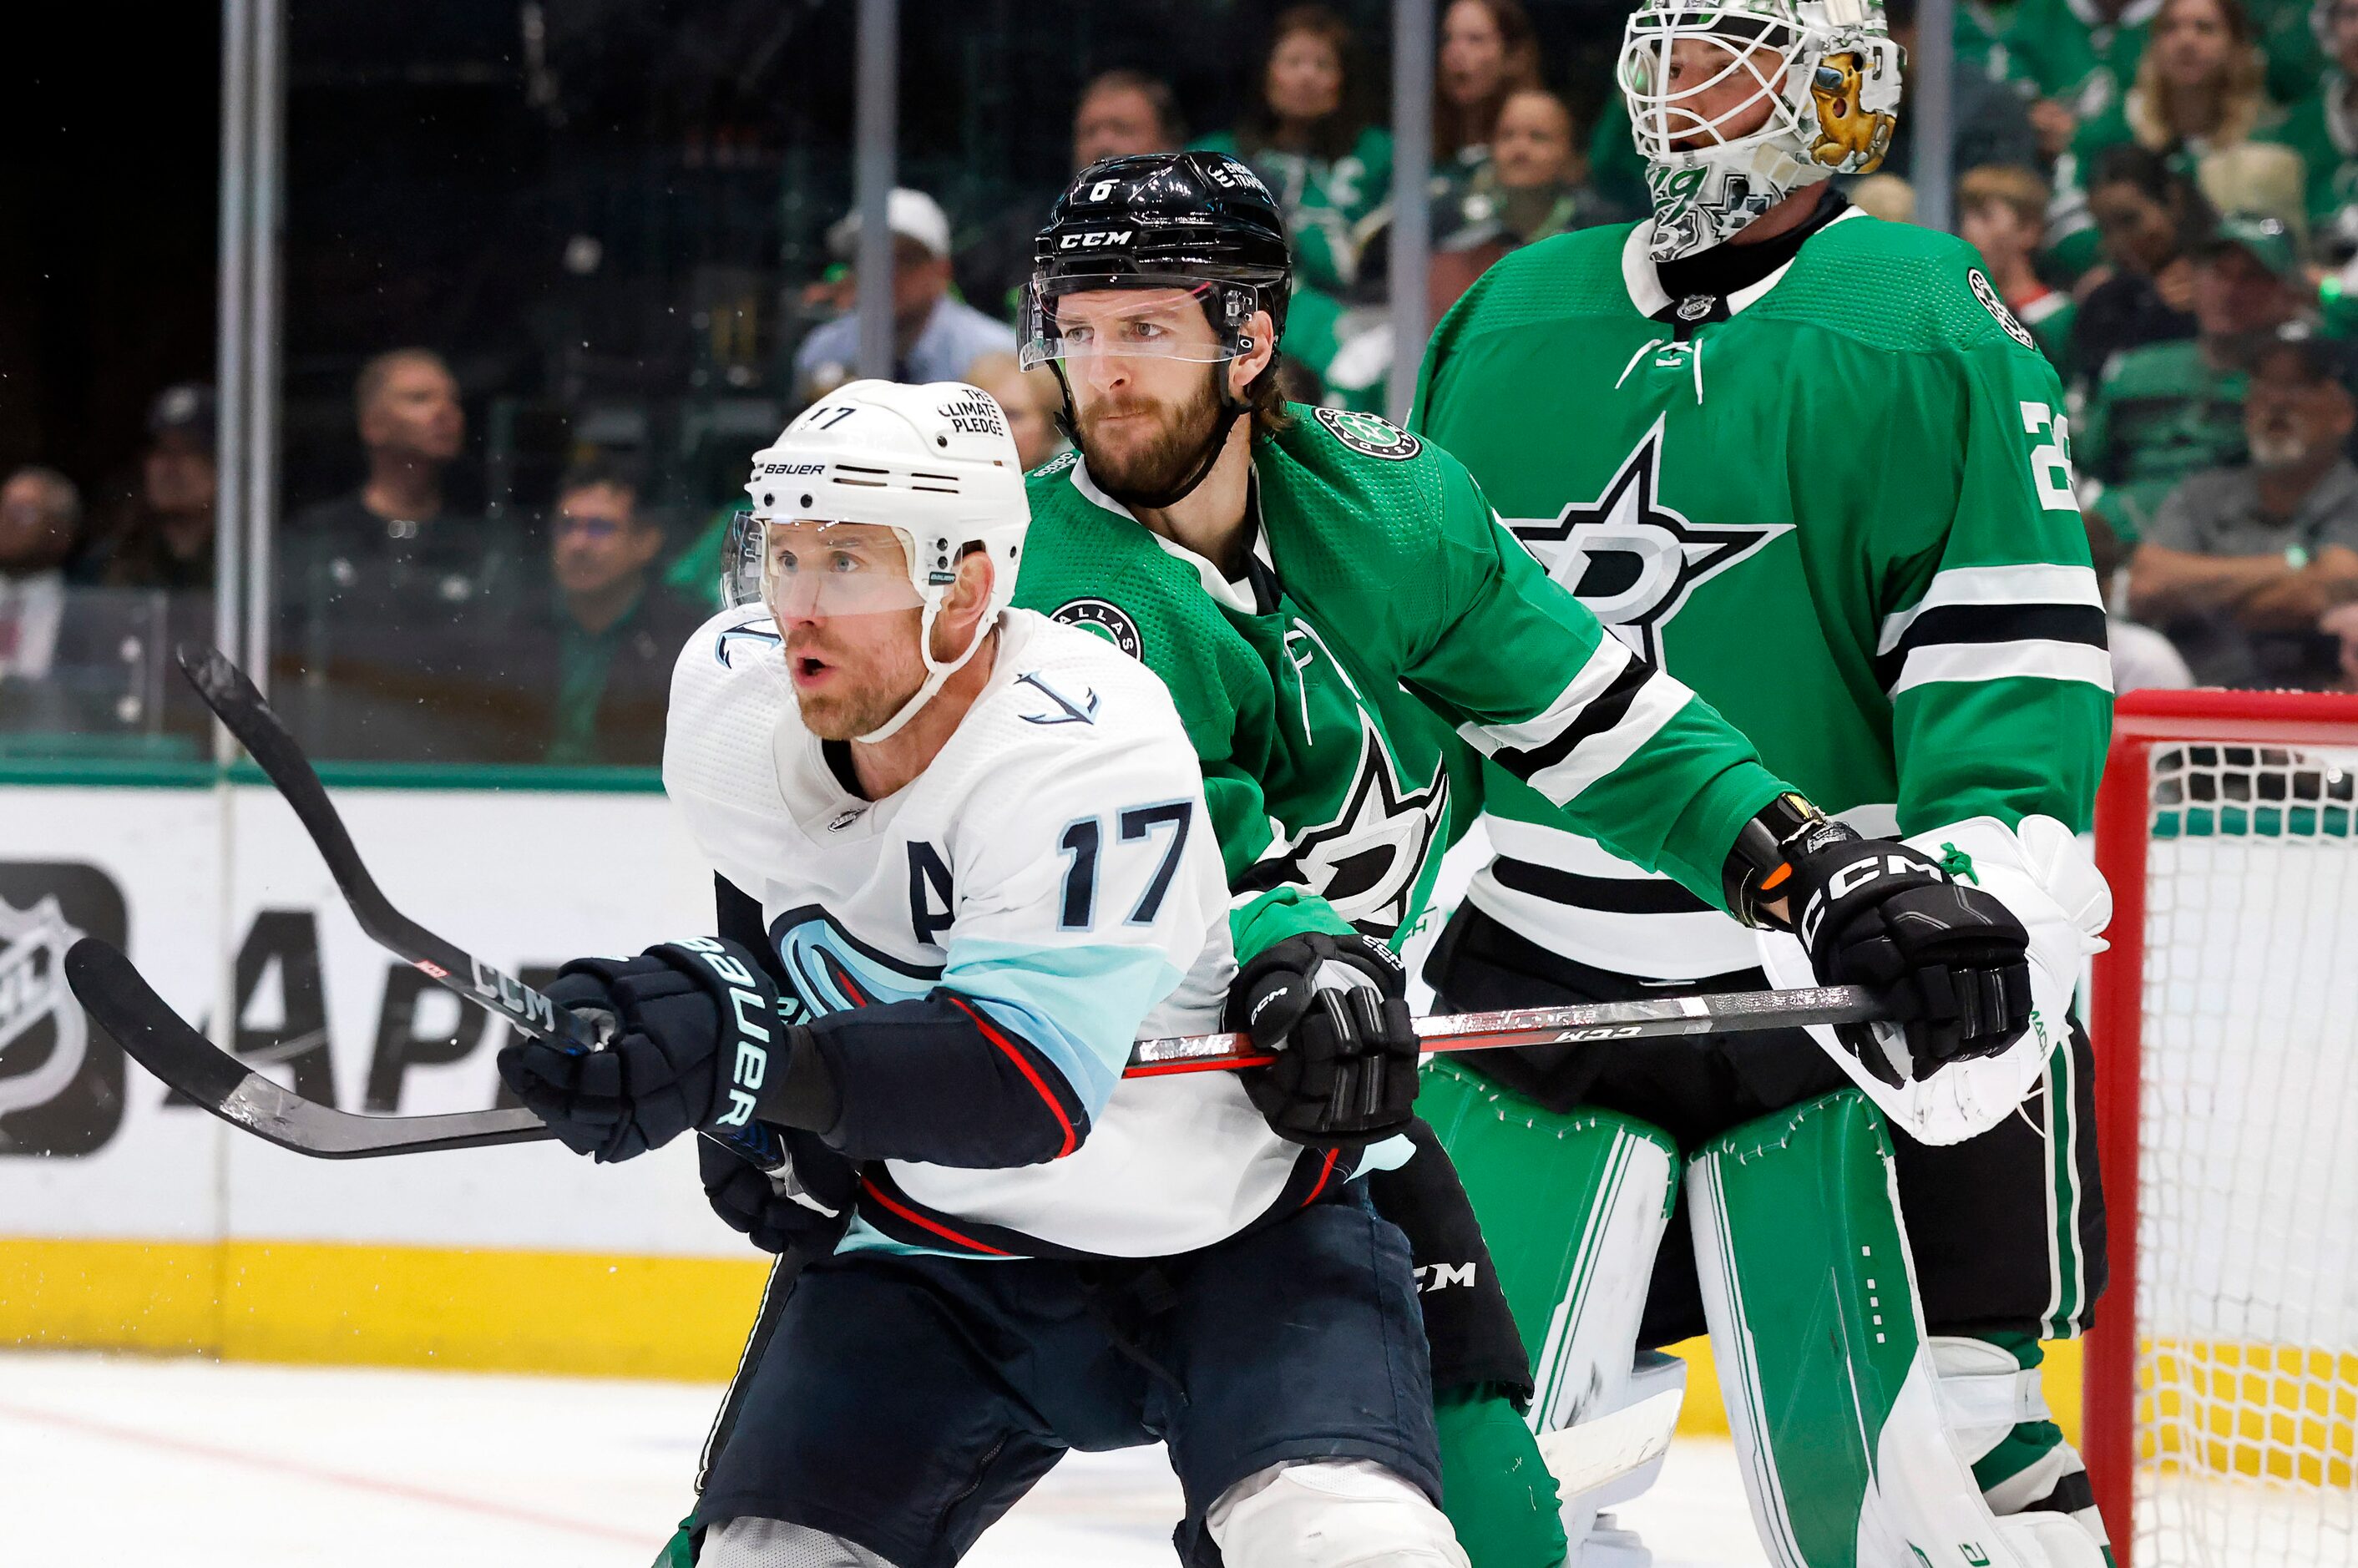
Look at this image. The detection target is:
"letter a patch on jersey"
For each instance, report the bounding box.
[1501,417,1790,665]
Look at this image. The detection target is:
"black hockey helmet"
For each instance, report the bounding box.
[1022,152,1294,508]
[1021,151,1294,374]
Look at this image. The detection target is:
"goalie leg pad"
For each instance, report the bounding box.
[1420,1060,1679,1434]
[1689,1090,2039,1568]
[1932,1336,2113,1561]
[1206,1459,1470,1568]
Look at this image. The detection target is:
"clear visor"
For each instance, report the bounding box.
[723,513,926,621]
[1019,276,1250,372]
[1618,14,1800,156]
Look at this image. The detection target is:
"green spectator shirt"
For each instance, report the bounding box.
[1413,214,2110,975]
[2001,0,2161,115]
[1010,407,1795,964]
[1194,127,1394,296]
[2077,337,2249,543]
[2267,78,2358,248]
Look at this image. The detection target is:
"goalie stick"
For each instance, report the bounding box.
[66,934,1881,1160]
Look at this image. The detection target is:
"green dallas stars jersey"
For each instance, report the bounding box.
[1009,404,1796,964]
[1413,212,2113,980]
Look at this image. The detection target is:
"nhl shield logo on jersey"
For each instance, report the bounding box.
[1050,597,1144,660]
[1313,407,1423,463]
[1967,268,2038,353]
[1501,417,1791,665]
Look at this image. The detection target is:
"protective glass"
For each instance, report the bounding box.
[1618,12,1803,158]
[723,515,924,622]
[1019,275,1254,372]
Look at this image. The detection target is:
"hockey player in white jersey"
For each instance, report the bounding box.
[499,380,1466,1568]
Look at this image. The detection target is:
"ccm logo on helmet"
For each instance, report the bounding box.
[675,937,772,1129]
[1799,854,1939,948]
[1059,230,1134,249]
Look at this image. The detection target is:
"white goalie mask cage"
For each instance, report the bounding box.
[1617,0,1903,259]
[725,379,1030,742]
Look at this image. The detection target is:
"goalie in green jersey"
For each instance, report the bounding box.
[1411,2,2119,1565]
[984,148,2042,1568]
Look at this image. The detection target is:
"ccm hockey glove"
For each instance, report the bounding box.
[1228,932,1419,1148]
[1729,800,2032,1081]
[498,937,837,1164]
[699,1130,858,1257]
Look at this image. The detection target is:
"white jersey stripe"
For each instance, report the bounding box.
[1523,673,1692,806]
[1454,635,1633,758]
[1875,564,2106,655]
[1890,640,2114,695]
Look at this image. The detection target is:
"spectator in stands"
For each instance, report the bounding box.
[2269,0,2358,260]
[93,383,217,592]
[2005,0,2165,162]
[1437,87,1628,258]
[1872,0,2042,193]
[0,467,80,685]
[1435,0,1541,168]
[2084,508,2198,689]
[957,71,1185,319]
[963,353,1065,473]
[2071,146,2214,379]
[794,189,1015,399]
[493,461,708,766]
[1197,6,1391,296]
[1960,166,2079,371]
[2081,214,2306,539]
[2128,326,2358,685]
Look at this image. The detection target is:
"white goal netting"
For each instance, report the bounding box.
[2129,739,2358,1567]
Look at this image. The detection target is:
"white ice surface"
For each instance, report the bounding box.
[0,1351,1768,1565]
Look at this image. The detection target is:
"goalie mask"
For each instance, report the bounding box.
[725,380,1028,744]
[1618,0,1903,260]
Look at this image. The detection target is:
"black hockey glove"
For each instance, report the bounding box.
[497,938,837,1165]
[699,1130,858,1257]
[1228,932,1420,1149]
[1780,823,2033,1082]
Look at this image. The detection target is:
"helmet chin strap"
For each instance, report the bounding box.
[1053,360,1249,513]
[854,601,996,745]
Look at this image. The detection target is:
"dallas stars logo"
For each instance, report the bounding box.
[1262,716,1449,937]
[1503,417,1789,665]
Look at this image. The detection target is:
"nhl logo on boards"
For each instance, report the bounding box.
[1313,407,1422,463]
[1050,597,1143,660]
[1967,268,2038,352]
[0,862,129,1157]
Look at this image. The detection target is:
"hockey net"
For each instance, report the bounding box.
[2086,689,2358,1568]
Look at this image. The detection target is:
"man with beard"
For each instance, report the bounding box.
[2130,326,2358,684]
[828,149,2022,1568]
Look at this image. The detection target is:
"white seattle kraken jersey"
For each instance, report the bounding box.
[665,606,1307,1259]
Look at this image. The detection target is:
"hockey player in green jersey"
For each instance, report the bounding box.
[1414,3,2117,1565]
[1004,149,2045,1568]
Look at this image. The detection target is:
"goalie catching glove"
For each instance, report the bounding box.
[1727,797,2032,1084]
[1227,932,1420,1147]
[497,937,839,1164]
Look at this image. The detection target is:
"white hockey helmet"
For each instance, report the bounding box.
[726,379,1029,742]
[1618,0,1903,260]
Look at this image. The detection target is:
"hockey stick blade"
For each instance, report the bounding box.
[65,938,554,1159]
[178,642,600,1054]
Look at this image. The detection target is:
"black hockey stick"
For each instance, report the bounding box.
[66,938,555,1158]
[177,644,601,1054]
[67,931,1883,1160]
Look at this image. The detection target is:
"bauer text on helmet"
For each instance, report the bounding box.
[726,380,1029,743]
[1618,0,1902,260]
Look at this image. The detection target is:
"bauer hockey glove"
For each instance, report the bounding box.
[699,1130,858,1257]
[1784,824,2033,1081]
[1227,932,1420,1148]
[498,938,837,1164]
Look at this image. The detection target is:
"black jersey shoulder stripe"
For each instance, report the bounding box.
[1491,856,1715,914]
[1490,652,1656,784]
[1875,603,2109,691]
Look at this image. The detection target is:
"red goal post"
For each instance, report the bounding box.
[2085,687,2358,1568]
